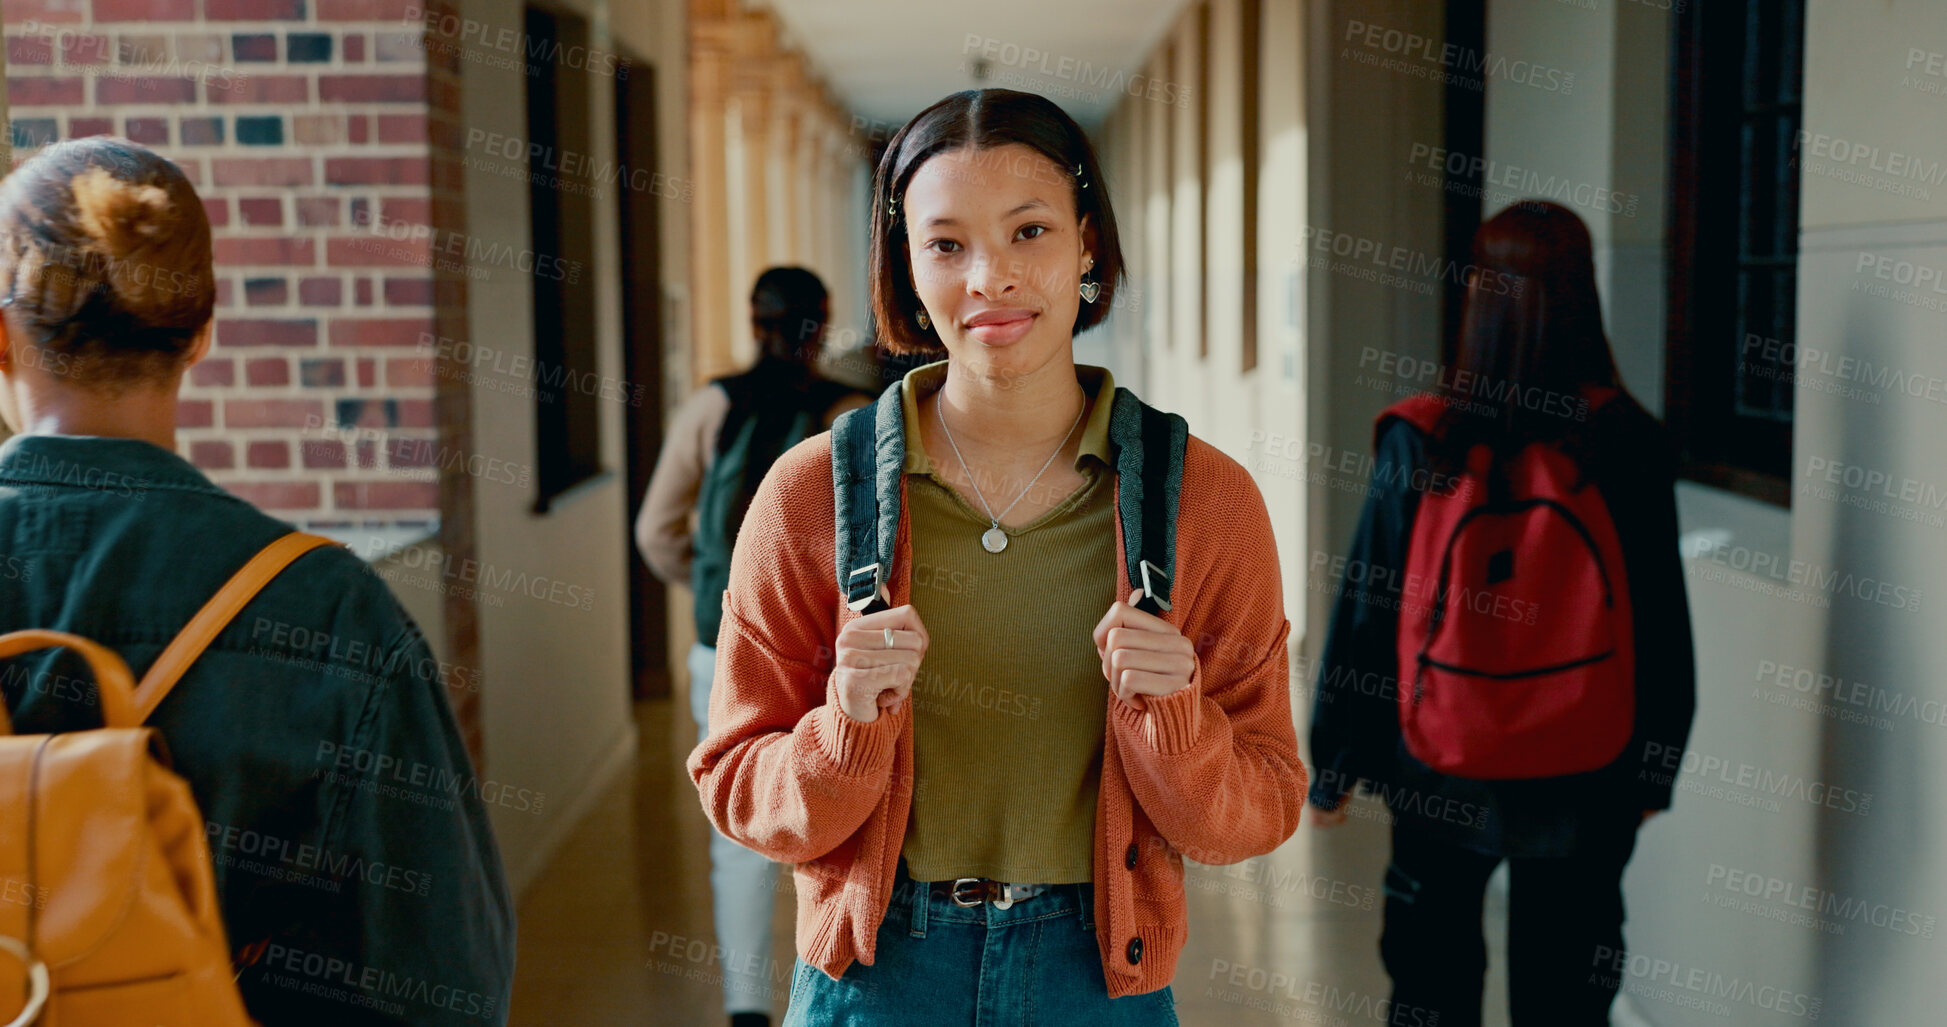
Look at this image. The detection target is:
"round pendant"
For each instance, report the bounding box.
[981,526,1008,553]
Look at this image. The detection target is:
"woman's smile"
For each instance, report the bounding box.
[963,307,1038,346]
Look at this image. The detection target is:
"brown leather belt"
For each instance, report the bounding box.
[929,878,1055,910]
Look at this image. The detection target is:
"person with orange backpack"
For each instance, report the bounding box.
[0,138,514,1025]
[1308,201,1696,1027]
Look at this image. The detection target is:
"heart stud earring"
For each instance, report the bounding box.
[916,309,931,330]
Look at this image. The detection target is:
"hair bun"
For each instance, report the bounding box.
[69,166,173,261]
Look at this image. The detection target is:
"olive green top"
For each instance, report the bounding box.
[896,360,1121,884]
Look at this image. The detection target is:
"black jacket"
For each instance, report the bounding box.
[1307,396,1696,857]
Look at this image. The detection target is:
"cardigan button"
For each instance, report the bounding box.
[1124,843,1138,870]
[1126,936,1143,965]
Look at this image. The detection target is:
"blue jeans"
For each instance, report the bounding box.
[782,860,1177,1026]
[690,641,782,1015]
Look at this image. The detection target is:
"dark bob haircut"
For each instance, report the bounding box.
[869,89,1124,355]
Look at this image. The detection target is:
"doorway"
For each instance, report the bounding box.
[617,52,671,700]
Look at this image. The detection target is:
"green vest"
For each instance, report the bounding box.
[692,358,856,644]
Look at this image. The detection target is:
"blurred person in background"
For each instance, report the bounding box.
[1308,201,1696,1027]
[635,265,866,1027]
[0,137,514,1025]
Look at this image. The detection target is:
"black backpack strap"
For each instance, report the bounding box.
[832,381,906,613]
[1108,387,1188,616]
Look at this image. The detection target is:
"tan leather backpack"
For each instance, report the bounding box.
[0,532,334,1027]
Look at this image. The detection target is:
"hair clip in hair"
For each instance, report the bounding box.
[1074,163,1088,188]
[886,194,900,219]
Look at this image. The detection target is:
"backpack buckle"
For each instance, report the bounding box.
[846,563,888,612]
[1138,560,1172,612]
[0,935,50,1027]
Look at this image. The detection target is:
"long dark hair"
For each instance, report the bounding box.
[868,88,1124,354]
[1426,201,1626,483]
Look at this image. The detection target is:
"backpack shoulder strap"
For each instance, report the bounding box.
[1107,387,1188,616]
[1375,393,1448,446]
[832,380,905,613]
[134,531,341,723]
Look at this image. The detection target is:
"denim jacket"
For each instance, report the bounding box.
[0,434,515,1026]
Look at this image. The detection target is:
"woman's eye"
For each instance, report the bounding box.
[1017,224,1048,241]
[927,239,961,254]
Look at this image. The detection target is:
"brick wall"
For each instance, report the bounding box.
[5,0,441,532]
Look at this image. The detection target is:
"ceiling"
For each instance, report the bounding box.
[754,0,1188,131]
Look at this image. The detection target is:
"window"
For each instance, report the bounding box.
[527,4,602,510]
[1665,0,1806,504]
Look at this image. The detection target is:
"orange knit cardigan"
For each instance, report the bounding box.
[688,420,1306,998]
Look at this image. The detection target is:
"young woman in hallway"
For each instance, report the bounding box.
[0,138,515,1025]
[1308,202,1697,1027]
[688,88,1307,1024]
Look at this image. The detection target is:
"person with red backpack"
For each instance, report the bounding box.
[1308,201,1696,1027]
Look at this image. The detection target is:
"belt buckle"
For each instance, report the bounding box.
[950,878,986,908]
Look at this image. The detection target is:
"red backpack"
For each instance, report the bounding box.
[1385,391,1633,779]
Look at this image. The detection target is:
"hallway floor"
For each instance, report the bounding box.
[509,700,1513,1026]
